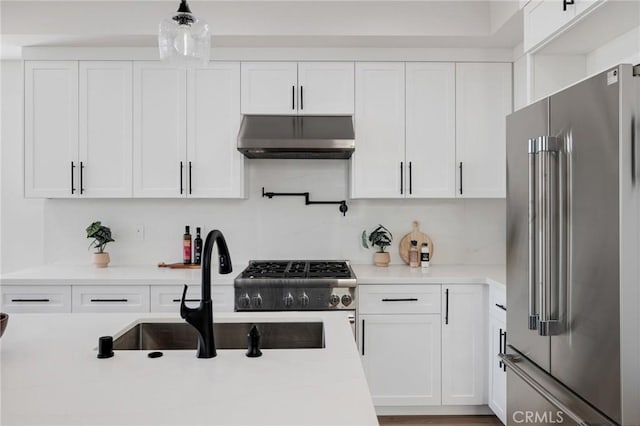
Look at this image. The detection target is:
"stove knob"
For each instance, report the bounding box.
[239,293,251,309]
[252,294,263,309]
[341,294,352,307]
[329,294,340,307]
[300,292,310,308]
[283,293,294,308]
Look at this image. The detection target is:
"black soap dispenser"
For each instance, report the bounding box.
[246,325,262,358]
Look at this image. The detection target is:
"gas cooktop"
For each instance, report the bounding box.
[240,260,354,279]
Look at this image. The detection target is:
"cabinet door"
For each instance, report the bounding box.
[72,285,150,313]
[79,61,133,197]
[150,285,234,313]
[351,63,405,198]
[133,62,187,197]
[360,314,441,406]
[405,63,456,198]
[240,62,297,115]
[441,284,486,405]
[297,62,354,115]
[24,61,78,198]
[187,62,244,198]
[456,63,512,198]
[523,0,575,51]
[1,285,71,313]
[489,316,507,424]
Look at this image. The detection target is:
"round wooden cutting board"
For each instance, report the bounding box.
[398,221,434,264]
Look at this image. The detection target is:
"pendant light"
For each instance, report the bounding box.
[158,0,210,67]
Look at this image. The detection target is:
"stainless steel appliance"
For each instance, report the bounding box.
[237,115,355,159]
[503,64,640,425]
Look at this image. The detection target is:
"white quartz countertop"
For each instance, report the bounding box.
[0,311,377,426]
[351,264,505,287]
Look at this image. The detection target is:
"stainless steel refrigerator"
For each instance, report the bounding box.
[504,64,640,426]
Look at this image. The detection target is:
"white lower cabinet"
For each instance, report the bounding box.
[360,313,442,406]
[1,285,71,313]
[441,285,487,405]
[72,285,150,313]
[150,285,234,313]
[489,315,507,424]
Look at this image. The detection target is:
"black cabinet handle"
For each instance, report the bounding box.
[445,288,449,325]
[495,303,507,311]
[188,161,192,195]
[499,327,504,369]
[80,161,85,195]
[300,86,304,110]
[502,330,507,372]
[90,298,128,303]
[361,319,365,356]
[409,161,412,195]
[459,162,463,195]
[11,298,50,303]
[292,85,295,110]
[71,161,76,194]
[562,0,574,11]
[172,298,200,303]
[179,161,184,194]
[381,298,418,302]
[400,162,404,194]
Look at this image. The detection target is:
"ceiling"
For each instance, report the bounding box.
[0,1,523,59]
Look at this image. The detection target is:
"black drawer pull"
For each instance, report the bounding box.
[381,298,419,302]
[11,298,50,303]
[172,298,200,303]
[495,303,507,311]
[90,298,128,303]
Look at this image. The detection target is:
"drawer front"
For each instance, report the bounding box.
[72,285,149,313]
[150,285,234,313]
[358,285,441,314]
[1,285,71,313]
[490,284,507,322]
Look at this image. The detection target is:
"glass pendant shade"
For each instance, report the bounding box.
[159,0,210,67]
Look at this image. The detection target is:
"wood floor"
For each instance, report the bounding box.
[377,415,502,425]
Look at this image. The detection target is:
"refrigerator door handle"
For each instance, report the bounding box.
[527,138,539,330]
[500,350,614,426]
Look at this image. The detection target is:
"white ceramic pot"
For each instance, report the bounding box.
[93,252,110,268]
[373,252,390,267]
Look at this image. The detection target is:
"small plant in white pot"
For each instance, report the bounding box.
[362,225,393,267]
[86,221,115,268]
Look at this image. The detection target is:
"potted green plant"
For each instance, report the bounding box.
[362,224,393,267]
[86,221,115,268]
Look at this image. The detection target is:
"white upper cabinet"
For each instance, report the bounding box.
[405,63,456,198]
[187,62,245,198]
[79,61,133,197]
[241,62,298,115]
[455,63,512,198]
[351,62,406,199]
[297,62,354,115]
[133,62,187,197]
[240,61,354,115]
[25,61,79,198]
[441,284,487,405]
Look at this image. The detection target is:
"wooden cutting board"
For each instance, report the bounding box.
[158,262,201,269]
[398,221,434,264]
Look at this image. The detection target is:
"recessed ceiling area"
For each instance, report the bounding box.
[0,1,523,59]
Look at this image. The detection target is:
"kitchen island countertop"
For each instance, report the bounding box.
[0,311,377,426]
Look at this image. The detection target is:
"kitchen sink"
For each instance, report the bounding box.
[112,321,325,350]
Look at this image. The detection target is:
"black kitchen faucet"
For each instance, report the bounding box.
[180,230,232,358]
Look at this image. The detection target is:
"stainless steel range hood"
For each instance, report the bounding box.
[237,115,355,159]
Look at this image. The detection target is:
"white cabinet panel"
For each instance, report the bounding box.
[241,62,298,115]
[72,285,150,313]
[297,62,354,115]
[524,0,575,51]
[441,284,487,405]
[24,61,78,198]
[187,63,244,198]
[150,285,234,313]
[360,314,441,406]
[359,284,441,315]
[489,315,507,424]
[351,62,405,198]
[79,61,133,197]
[133,62,187,197]
[405,63,456,198]
[1,285,71,313]
[456,63,512,198]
